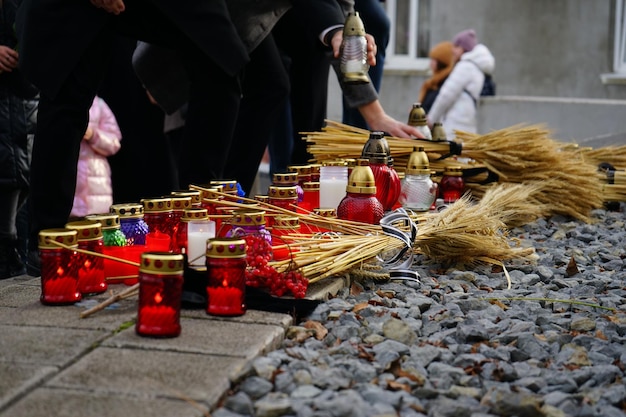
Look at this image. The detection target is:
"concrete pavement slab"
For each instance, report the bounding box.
[0,363,57,411]
[2,387,208,417]
[45,346,238,410]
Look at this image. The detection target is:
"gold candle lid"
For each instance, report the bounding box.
[322,160,347,167]
[406,147,431,175]
[210,180,238,194]
[254,195,270,203]
[189,184,224,200]
[171,190,202,206]
[141,197,173,213]
[110,203,144,218]
[231,209,266,226]
[443,166,464,177]
[408,102,427,127]
[139,252,185,275]
[431,123,448,142]
[85,213,121,230]
[268,185,298,199]
[206,237,247,258]
[180,208,209,222]
[169,195,192,212]
[309,163,322,174]
[313,208,337,217]
[273,216,300,229]
[38,228,78,249]
[288,164,311,172]
[302,181,320,191]
[65,220,103,241]
[273,172,298,185]
[346,159,377,194]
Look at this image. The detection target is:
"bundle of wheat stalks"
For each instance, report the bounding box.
[198,185,537,283]
[305,121,605,222]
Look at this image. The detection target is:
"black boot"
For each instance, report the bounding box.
[0,239,26,279]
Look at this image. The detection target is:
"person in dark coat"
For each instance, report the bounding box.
[15,0,249,275]
[0,0,38,279]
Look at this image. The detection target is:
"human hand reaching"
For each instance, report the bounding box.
[0,46,18,73]
[359,101,426,139]
[90,0,125,15]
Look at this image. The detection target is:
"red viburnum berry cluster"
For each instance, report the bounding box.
[243,234,308,298]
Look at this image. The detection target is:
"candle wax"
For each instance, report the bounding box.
[319,178,347,210]
[41,276,81,304]
[137,305,180,336]
[188,230,215,266]
[207,286,245,316]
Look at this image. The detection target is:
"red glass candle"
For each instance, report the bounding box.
[361,132,401,211]
[39,228,82,305]
[168,195,192,251]
[191,186,225,234]
[142,197,174,238]
[337,159,384,225]
[288,164,312,185]
[271,216,301,261]
[268,185,298,214]
[136,252,184,338]
[273,172,303,203]
[299,181,320,214]
[65,220,107,295]
[440,167,465,203]
[205,237,247,316]
[309,164,321,182]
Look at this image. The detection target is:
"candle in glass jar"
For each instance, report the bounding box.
[187,220,216,266]
[136,252,184,338]
[205,237,247,316]
[319,163,348,210]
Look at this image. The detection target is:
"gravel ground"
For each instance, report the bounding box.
[212,208,626,417]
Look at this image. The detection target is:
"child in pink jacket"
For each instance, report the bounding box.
[70,96,122,217]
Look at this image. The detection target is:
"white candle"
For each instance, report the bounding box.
[187,221,215,266]
[319,165,348,210]
[319,178,347,210]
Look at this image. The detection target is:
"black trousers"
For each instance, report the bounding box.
[273,8,334,165]
[224,34,290,195]
[29,5,242,248]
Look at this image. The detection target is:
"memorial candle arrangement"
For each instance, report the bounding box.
[65,220,107,295]
[136,252,185,338]
[205,237,247,317]
[39,228,82,305]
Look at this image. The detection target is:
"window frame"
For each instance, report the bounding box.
[602,0,626,83]
[382,0,430,72]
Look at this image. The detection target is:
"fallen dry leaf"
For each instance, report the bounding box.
[303,320,328,340]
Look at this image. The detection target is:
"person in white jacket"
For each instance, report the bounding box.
[427,29,495,140]
[70,96,121,217]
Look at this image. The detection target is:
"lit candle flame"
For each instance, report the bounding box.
[56,266,65,275]
[154,292,163,303]
[222,279,228,287]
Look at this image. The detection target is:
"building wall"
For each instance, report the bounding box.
[327,0,626,142]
